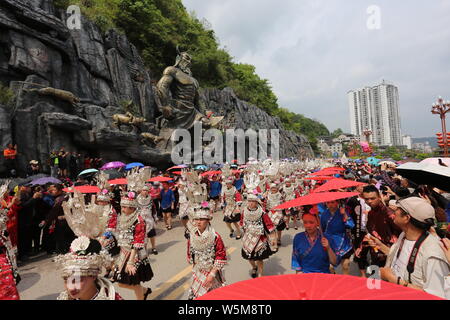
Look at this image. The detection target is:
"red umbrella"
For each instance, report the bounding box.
[108,178,127,185]
[197,274,442,300]
[312,178,367,193]
[201,171,222,177]
[324,167,345,171]
[148,176,173,182]
[273,191,359,210]
[63,186,101,194]
[304,176,336,180]
[171,171,182,175]
[167,165,188,171]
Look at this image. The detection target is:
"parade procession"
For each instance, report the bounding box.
[0,0,450,306]
[1,158,450,301]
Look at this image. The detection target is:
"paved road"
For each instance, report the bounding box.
[17,210,361,300]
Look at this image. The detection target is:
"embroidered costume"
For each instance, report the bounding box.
[0,205,20,300]
[240,203,275,260]
[136,193,156,238]
[221,184,242,223]
[186,202,227,299]
[109,204,154,285]
[266,189,286,231]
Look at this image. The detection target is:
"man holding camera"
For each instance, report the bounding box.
[379,197,450,299]
[354,185,402,275]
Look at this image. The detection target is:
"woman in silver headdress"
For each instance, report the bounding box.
[109,193,153,300]
[221,178,242,239]
[265,183,286,248]
[187,202,227,300]
[0,203,20,300]
[281,178,300,230]
[240,194,276,278]
[55,236,123,300]
[136,186,158,255]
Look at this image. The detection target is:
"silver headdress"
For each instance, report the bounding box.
[96,171,110,191]
[62,190,111,239]
[57,190,113,278]
[192,201,213,220]
[126,166,152,192]
[54,236,113,278]
[0,180,9,199]
[244,170,260,195]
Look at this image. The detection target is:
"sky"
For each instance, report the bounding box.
[182,0,450,138]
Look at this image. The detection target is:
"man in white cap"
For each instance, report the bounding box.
[379,197,450,299]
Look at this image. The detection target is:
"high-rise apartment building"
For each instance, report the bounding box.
[348,80,402,146]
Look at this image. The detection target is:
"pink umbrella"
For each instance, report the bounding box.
[100,161,126,170]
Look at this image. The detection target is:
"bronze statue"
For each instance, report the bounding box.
[140,132,164,145]
[155,47,223,130]
[24,87,80,105]
[112,112,146,128]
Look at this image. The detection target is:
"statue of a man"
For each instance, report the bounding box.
[156,48,222,130]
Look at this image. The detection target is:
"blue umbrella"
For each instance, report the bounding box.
[78,168,99,176]
[194,165,208,170]
[30,177,62,186]
[125,162,145,170]
[367,157,380,166]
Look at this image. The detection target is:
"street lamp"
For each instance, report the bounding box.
[431,97,450,157]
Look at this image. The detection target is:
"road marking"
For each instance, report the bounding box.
[150,265,193,299]
[162,247,236,300]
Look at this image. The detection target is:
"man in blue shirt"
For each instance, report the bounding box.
[208,175,222,213]
[160,182,175,230]
[233,173,244,192]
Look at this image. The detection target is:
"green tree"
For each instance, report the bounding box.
[53,0,331,146]
[331,128,344,138]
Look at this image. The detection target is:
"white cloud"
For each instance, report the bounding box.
[183,0,450,137]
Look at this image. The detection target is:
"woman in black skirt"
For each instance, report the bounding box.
[221,178,242,239]
[110,194,153,300]
[240,194,277,278]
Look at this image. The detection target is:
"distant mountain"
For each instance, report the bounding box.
[412,137,438,148]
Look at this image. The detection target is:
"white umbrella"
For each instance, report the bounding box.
[396,162,450,192]
[380,161,397,167]
[419,157,450,167]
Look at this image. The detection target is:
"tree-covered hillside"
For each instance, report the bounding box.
[55,0,330,148]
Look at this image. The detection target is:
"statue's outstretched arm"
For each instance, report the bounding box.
[156,68,175,108]
[195,90,207,114]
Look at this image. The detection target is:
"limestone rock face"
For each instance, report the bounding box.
[201,88,314,159]
[0,0,313,176]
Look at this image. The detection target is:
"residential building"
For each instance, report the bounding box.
[348,80,402,146]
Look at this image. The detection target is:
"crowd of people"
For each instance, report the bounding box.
[2,143,103,180]
[1,158,450,300]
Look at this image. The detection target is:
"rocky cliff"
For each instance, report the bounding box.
[0,0,313,176]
